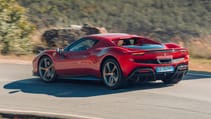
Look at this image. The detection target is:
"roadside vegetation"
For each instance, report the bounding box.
[0,0,34,55]
[0,0,210,70]
[17,0,211,41]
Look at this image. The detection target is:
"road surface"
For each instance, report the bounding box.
[0,63,211,119]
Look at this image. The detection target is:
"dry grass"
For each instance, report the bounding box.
[0,54,34,61]
[189,58,211,72]
[186,35,211,59]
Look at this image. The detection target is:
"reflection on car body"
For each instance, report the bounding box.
[33,33,189,89]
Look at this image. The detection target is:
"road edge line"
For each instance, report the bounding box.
[0,108,101,119]
[0,59,31,65]
[187,73,211,77]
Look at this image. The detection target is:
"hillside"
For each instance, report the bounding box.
[17,0,211,41]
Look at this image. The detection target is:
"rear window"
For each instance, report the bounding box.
[114,38,164,50]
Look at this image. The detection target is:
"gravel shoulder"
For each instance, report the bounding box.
[0,55,33,65]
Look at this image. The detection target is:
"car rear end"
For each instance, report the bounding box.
[117,44,189,83]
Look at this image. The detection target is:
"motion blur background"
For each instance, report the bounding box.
[0,0,210,70]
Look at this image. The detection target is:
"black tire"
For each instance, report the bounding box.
[102,58,127,89]
[38,56,56,82]
[162,72,184,84]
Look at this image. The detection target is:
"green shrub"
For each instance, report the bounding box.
[0,0,34,55]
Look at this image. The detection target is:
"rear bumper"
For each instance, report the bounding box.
[128,64,188,81]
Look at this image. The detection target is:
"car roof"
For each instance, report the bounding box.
[87,33,141,41]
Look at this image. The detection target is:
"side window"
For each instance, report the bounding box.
[69,38,98,52]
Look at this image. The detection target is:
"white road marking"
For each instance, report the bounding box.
[187,73,211,77]
[0,79,11,82]
[0,108,101,119]
[0,60,31,65]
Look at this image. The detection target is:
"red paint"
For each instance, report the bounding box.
[33,33,189,79]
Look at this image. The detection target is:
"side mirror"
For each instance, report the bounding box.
[56,48,63,55]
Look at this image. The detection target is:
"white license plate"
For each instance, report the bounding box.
[156,66,174,73]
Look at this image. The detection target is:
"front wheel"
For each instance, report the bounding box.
[38,56,56,82]
[102,59,126,89]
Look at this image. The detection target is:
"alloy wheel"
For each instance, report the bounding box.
[38,57,56,82]
[103,61,120,87]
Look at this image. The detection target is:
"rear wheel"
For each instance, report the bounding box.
[38,56,56,82]
[102,59,126,89]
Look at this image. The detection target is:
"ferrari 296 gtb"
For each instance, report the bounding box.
[33,33,189,89]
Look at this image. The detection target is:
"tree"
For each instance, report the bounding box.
[0,0,34,55]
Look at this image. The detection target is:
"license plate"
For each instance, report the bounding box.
[156,66,174,73]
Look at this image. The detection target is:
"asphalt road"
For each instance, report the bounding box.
[0,63,211,119]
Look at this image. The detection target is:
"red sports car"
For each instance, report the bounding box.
[33,33,189,89]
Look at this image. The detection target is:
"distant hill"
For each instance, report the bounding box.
[17,0,211,41]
